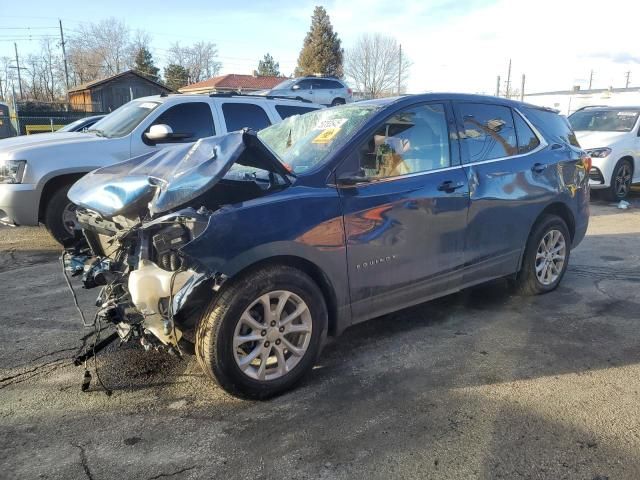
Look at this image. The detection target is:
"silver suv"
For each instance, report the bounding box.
[0,94,322,244]
[263,77,353,106]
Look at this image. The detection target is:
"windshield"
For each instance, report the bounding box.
[89,100,160,138]
[569,109,640,132]
[257,105,378,174]
[272,79,296,90]
[58,118,87,132]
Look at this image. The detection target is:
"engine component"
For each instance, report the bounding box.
[152,224,190,271]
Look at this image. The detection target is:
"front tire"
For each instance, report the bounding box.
[604,158,633,201]
[195,265,327,399]
[43,185,79,246]
[515,214,571,295]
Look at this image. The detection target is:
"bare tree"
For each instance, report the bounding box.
[0,57,17,102]
[345,33,411,99]
[167,41,221,84]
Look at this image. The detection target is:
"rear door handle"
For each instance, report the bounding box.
[437,180,465,193]
[532,163,547,173]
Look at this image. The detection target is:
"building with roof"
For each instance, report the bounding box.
[524,86,640,115]
[178,74,288,95]
[68,70,173,113]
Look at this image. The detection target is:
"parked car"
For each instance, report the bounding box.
[261,76,353,106]
[66,93,590,399]
[568,106,640,200]
[57,115,106,133]
[0,94,322,244]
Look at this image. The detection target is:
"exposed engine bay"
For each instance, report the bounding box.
[63,130,292,369]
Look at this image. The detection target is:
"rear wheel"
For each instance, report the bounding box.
[195,265,327,399]
[331,98,346,106]
[604,158,633,201]
[43,185,79,245]
[515,214,570,295]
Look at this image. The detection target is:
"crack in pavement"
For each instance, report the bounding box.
[0,358,67,389]
[146,466,197,479]
[73,443,94,480]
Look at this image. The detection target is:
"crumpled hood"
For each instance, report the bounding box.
[0,131,105,158]
[575,130,627,150]
[68,130,290,218]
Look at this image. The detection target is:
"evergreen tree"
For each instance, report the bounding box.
[133,47,159,81]
[296,6,343,78]
[163,64,190,91]
[255,53,280,76]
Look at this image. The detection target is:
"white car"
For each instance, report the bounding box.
[261,77,353,106]
[0,94,322,244]
[568,106,640,201]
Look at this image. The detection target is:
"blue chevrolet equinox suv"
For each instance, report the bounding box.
[67,93,590,398]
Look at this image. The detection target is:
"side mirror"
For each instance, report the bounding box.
[291,84,301,91]
[337,170,371,187]
[145,124,173,142]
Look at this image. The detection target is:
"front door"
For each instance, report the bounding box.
[338,102,470,323]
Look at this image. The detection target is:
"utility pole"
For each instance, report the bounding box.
[496,75,501,96]
[520,73,525,102]
[588,70,593,90]
[58,19,70,99]
[14,43,23,100]
[625,71,631,89]
[397,44,402,95]
[505,59,512,98]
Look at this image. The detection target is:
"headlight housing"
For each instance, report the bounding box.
[0,160,26,184]
[585,148,611,158]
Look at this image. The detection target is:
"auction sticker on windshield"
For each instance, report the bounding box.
[312,118,347,144]
[139,102,159,109]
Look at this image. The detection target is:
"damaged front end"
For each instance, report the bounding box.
[64,130,291,357]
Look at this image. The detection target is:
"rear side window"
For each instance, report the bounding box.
[151,102,215,141]
[275,105,319,119]
[458,103,517,162]
[523,107,579,148]
[222,103,271,132]
[513,112,541,154]
[313,79,343,89]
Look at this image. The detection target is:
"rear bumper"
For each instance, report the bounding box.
[0,184,39,226]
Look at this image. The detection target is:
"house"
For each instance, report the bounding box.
[68,70,173,113]
[524,86,640,115]
[178,74,288,95]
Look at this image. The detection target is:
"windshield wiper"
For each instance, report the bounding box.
[87,128,106,138]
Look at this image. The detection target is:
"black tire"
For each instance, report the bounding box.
[331,98,346,106]
[604,158,633,202]
[195,265,328,399]
[514,214,571,296]
[43,185,77,246]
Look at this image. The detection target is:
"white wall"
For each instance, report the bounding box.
[524,90,640,115]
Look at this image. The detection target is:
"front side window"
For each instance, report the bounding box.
[222,103,271,132]
[89,100,160,138]
[150,102,215,141]
[569,109,640,132]
[459,103,517,162]
[358,104,451,180]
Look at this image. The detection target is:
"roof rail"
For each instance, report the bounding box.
[571,105,609,113]
[207,92,313,103]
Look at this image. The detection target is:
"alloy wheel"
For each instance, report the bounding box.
[62,202,79,235]
[535,229,566,286]
[614,162,632,198]
[233,290,312,381]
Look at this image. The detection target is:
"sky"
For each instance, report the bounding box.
[0,0,638,95]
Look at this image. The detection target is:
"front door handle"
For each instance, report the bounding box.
[532,163,547,173]
[437,180,465,193]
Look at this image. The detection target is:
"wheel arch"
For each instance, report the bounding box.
[38,172,89,222]
[225,255,340,337]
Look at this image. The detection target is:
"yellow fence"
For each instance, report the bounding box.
[25,124,64,135]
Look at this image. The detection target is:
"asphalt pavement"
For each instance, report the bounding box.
[1,194,639,480]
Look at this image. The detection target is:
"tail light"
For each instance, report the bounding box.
[347,88,353,96]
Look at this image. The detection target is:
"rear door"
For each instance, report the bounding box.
[453,102,550,284]
[338,102,470,322]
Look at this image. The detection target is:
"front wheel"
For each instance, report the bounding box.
[43,185,79,246]
[515,214,571,295]
[604,159,633,201]
[195,265,327,399]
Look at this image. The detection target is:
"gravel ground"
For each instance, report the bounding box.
[1,193,639,480]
